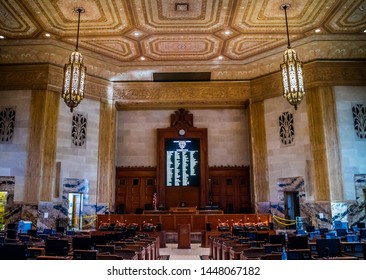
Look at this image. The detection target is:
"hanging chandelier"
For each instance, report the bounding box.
[61,7,86,112]
[280,4,305,110]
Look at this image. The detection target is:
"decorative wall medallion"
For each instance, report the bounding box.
[0,107,16,143]
[279,111,294,145]
[71,113,87,148]
[352,104,366,140]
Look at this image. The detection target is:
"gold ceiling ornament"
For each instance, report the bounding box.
[280,4,305,110]
[61,7,86,112]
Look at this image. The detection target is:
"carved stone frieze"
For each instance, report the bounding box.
[250,60,366,103]
[1,61,365,108]
[0,66,48,90]
[0,64,113,101]
[113,81,251,107]
[304,61,366,87]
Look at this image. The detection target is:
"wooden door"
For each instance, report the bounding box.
[115,167,156,214]
[209,166,251,214]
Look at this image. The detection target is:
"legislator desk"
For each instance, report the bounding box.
[97,213,271,233]
[340,241,365,259]
[170,207,198,213]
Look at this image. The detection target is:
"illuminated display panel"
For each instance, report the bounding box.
[165,138,200,186]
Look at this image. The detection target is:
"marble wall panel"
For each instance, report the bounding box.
[277,176,306,202]
[270,201,333,229]
[347,201,365,226]
[77,204,108,231]
[256,202,270,214]
[4,204,22,226]
[37,202,67,230]
[355,174,366,202]
[21,204,38,229]
[82,205,98,230]
[312,202,332,229]
[62,178,89,203]
[0,176,15,206]
[331,202,348,223]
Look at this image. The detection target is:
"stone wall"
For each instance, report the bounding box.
[116,108,250,167]
[0,90,31,201]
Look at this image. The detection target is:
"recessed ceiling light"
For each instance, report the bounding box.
[133,32,141,37]
[218,56,223,60]
[45,33,51,37]
[363,29,366,33]
[140,56,146,60]
[315,28,321,33]
[224,30,231,35]
[0,35,5,39]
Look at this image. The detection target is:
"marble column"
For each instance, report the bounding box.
[249,100,269,211]
[97,99,116,210]
[306,86,344,202]
[25,89,59,203]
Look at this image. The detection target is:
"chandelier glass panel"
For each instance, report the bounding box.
[61,8,86,112]
[280,4,305,110]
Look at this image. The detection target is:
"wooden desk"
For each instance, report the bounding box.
[263,244,283,254]
[143,210,170,214]
[340,242,364,259]
[116,246,145,260]
[198,210,224,214]
[226,244,250,260]
[170,207,197,213]
[27,247,45,259]
[37,255,72,260]
[239,247,265,260]
[287,249,311,260]
[97,213,272,232]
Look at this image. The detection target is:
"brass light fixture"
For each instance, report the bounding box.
[61,7,86,112]
[280,4,305,110]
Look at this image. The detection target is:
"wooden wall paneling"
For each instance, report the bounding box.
[115,178,127,213]
[209,166,251,214]
[175,215,193,231]
[211,177,220,206]
[165,187,200,209]
[161,215,175,231]
[115,167,156,214]
[257,213,271,224]
[140,215,161,225]
[192,215,206,231]
[131,178,141,212]
[244,214,257,223]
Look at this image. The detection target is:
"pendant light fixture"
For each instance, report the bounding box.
[61,7,86,112]
[280,4,305,110]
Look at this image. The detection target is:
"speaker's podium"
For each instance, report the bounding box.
[178,224,191,249]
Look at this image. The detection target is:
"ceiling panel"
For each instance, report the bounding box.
[0,0,365,80]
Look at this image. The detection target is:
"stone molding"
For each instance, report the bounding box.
[1,60,365,108]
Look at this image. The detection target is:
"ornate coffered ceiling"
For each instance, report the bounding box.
[0,0,365,82]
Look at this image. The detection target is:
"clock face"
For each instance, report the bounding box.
[179,129,186,136]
